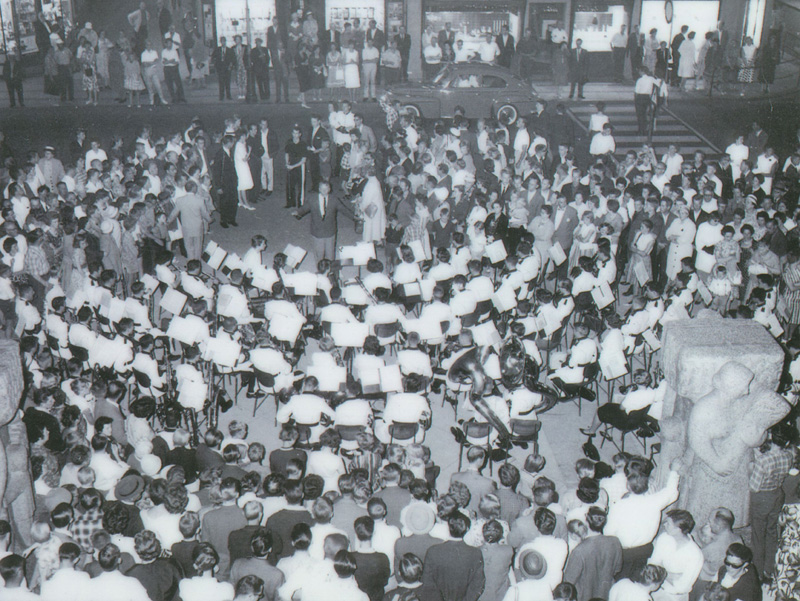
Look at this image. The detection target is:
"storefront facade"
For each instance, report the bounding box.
[0,0,73,55]
[211,0,277,45]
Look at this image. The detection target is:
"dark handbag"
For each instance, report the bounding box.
[354,219,364,234]
[84,67,93,77]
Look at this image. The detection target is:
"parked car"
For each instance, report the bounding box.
[384,63,537,125]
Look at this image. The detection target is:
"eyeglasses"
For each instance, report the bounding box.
[724,559,745,569]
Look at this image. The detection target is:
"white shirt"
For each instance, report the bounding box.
[178,575,235,601]
[140,49,159,64]
[608,579,653,601]
[40,567,92,601]
[85,148,108,168]
[635,74,655,95]
[590,132,616,156]
[423,44,442,64]
[88,570,151,601]
[649,532,704,595]
[605,471,680,548]
[479,40,500,63]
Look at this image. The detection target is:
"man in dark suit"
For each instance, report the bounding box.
[366,19,385,50]
[212,37,234,101]
[212,135,238,228]
[438,23,455,51]
[249,37,270,101]
[2,49,24,108]
[395,26,412,81]
[568,38,589,99]
[671,26,688,86]
[293,180,338,262]
[495,24,515,69]
[420,512,485,601]
[551,192,580,279]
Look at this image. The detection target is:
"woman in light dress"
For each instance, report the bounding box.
[191,39,210,87]
[67,232,90,300]
[665,204,697,280]
[359,167,386,244]
[529,205,555,259]
[234,131,255,211]
[343,40,361,102]
[643,28,659,74]
[738,36,757,94]
[122,50,146,107]
[678,31,697,90]
[326,41,345,98]
[96,30,113,87]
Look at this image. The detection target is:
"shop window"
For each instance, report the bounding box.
[481,75,507,88]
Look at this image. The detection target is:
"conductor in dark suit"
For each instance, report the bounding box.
[568,38,589,99]
[212,135,239,228]
[293,180,338,262]
[395,27,411,81]
[3,49,24,108]
[495,25,515,69]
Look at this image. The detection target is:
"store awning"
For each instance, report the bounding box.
[425,0,525,13]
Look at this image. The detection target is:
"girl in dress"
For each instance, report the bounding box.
[343,40,361,103]
[707,264,733,313]
[359,167,386,244]
[67,232,90,300]
[122,50,146,107]
[678,31,697,91]
[234,131,254,211]
[191,39,210,87]
[233,35,248,100]
[625,219,656,295]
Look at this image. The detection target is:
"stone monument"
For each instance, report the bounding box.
[656,320,790,527]
[0,340,34,549]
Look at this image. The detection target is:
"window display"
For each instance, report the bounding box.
[424,11,521,57]
[0,0,72,54]
[215,0,276,45]
[326,0,385,31]
[640,0,719,44]
[572,3,628,51]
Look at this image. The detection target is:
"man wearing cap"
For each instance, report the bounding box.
[394,502,439,574]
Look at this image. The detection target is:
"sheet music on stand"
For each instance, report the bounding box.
[342,284,370,306]
[101,298,127,324]
[404,317,442,342]
[284,244,307,270]
[159,288,188,316]
[358,364,404,394]
[184,314,210,343]
[642,329,662,351]
[419,279,436,302]
[548,242,567,266]
[221,253,245,275]
[203,241,228,270]
[485,240,508,264]
[140,274,160,296]
[331,322,369,347]
[592,282,615,309]
[284,272,318,296]
[599,352,629,380]
[696,280,713,306]
[203,336,242,368]
[401,281,423,302]
[268,314,305,345]
[492,285,518,313]
[339,242,376,266]
[168,221,183,242]
[764,313,784,338]
[406,240,430,263]
[308,364,348,392]
[471,321,502,349]
[166,316,199,345]
[250,267,280,292]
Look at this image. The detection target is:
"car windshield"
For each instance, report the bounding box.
[432,66,451,85]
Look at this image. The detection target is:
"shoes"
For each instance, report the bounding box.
[230,221,238,227]
[578,95,585,99]
[220,223,229,228]
[244,206,255,211]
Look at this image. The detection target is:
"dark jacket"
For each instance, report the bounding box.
[212,147,238,196]
[569,47,590,82]
[420,540,485,601]
[296,191,340,239]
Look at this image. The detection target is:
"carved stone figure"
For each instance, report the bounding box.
[680,362,792,526]
[655,320,790,527]
[0,340,34,550]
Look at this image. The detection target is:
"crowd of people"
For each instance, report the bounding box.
[2,26,800,601]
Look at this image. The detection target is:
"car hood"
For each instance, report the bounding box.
[385,83,439,96]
